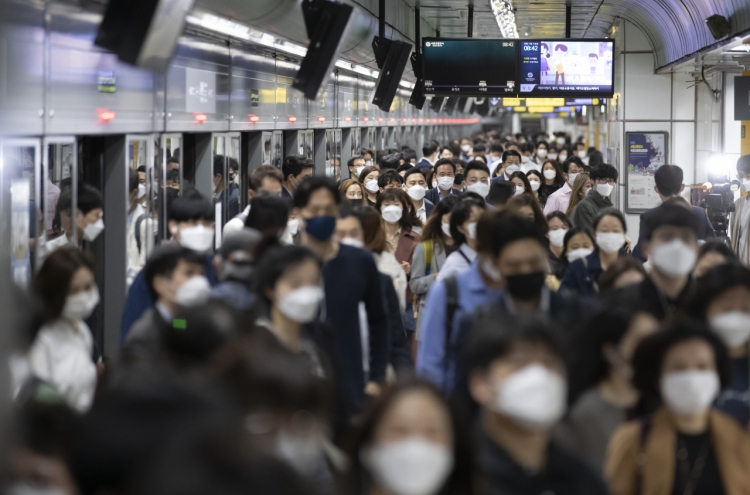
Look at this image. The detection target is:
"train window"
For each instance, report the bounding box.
[212,133,241,244]
[272,131,283,168]
[125,136,157,288]
[2,139,40,287]
[161,134,182,242]
[262,132,272,165]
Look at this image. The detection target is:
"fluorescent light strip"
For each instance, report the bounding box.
[187,11,414,89]
[490,0,519,38]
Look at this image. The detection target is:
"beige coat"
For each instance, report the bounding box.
[605,407,750,495]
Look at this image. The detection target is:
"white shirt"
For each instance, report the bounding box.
[37,231,77,266]
[436,244,477,281]
[740,198,750,255]
[28,319,97,413]
[412,201,426,236]
[223,205,251,239]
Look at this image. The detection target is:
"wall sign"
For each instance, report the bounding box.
[625,131,668,213]
[185,68,216,114]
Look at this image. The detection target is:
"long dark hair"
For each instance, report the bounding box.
[421,195,460,251]
[375,188,422,231]
[32,247,95,323]
[555,226,594,278]
[541,159,565,187]
[343,379,474,495]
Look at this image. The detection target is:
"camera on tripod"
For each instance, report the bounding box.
[701,170,740,238]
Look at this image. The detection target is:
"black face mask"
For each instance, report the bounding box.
[505,271,546,300]
[349,199,363,207]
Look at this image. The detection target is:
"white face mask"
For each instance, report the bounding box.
[175,275,211,306]
[382,205,403,224]
[543,170,557,180]
[597,183,614,197]
[62,288,100,320]
[465,222,477,240]
[277,286,324,323]
[651,239,696,277]
[341,237,364,249]
[710,311,750,348]
[521,155,530,164]
[567,172,578,186]
[466,182,490,197]
[536,149,548,159]
[549,228,567,248]
[431,181,438,189]
[441,223,452,237]
[558,154,568,162]
[287,218,299,236]
[567,247,594,262]
[661,370,720,416]
[406,185,426,201]
[363,437,454,495]
[577,150,588,159]
[505,164,520,175]
[365,160,373,167]
[490,363,567,430]
[437,177,454,191]
[275,430,324,476]
[548,152,558,161]
[514,186,525,196]
[137,184,147,199]
[461,144,472,153]
[529,180,541,192]
[179,225,215,252]
[355,166,365,177]
[742,179,750,192]
[365,180,380,193]
[596,232,625,253]
[83,218,104,242]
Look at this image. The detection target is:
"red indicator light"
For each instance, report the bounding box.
[193,113,208,123]
[344,116,351,122]
[363,116,369,122]
[318,116,325,122]
[249,114,260,123]
[289,116,297,122]
[96,108,116,123]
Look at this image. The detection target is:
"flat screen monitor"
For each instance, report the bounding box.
[518,39,614,97]
[422,38,518,96]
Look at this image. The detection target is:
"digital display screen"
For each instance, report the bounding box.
[518,40,614,97]
[422,38,518,96]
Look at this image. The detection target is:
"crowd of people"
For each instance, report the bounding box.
[8,129,750,495]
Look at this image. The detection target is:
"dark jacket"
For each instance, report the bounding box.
[601,275,696,321]
[538,182,563,207]
[380,272,412,372]
[632,203,716,261]
[120,253,219,342]
[281,185,293,201]
[322,244,388,412]
[426,186,456,205]
[570,191,613,232]
[424,198,435,219]
[415,158,435,171]
[120,307,168,366]
[491,174,508,183]
[560,248,627,296]
[394,229,421,301]
[476,424,610,495]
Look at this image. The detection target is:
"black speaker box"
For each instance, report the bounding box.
[371,38,412,112]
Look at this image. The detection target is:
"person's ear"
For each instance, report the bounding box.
[679,184,685,193]
[653,186,660,194]
[469,371,494,406]
[169,220,179,236]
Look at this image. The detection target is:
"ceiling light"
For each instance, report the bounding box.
[490,0,519,38]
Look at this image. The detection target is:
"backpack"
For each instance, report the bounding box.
[412,240,434,319]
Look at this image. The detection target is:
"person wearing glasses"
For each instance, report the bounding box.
[570,164,618,232]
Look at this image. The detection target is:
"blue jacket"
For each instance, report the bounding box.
[120,252,219,343]
[560,248,627,296]
[633,203,716,261]
[426,186,456,205]
[416,264,504,394]
[416,158,435,171]
[491,175,508,183]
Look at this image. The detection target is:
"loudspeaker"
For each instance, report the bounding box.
[371,38,413,112]
[409,53,426,109]
[705,15,731,40]
[293,0,354,100]
[429,96,445,112]
[95,0,195,72]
